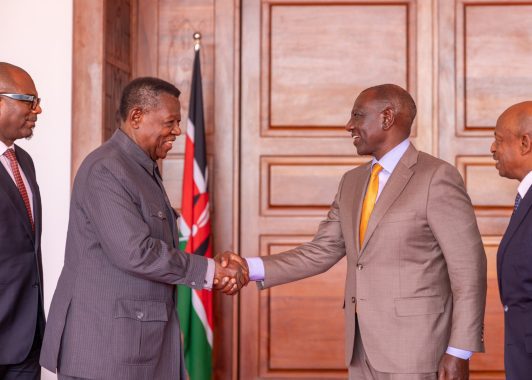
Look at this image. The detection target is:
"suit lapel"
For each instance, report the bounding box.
[359,144,417,256]
[344,163,371,256]
[0,161,35,242]
[497,186,532,276]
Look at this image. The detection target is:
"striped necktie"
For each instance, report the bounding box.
[513,192,522,213]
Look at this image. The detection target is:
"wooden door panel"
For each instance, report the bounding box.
[262,238,347,372]
[267,4,411,129]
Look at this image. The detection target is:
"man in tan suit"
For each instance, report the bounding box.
[222,84,487,379]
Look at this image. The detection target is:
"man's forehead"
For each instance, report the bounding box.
[0,70,37,94]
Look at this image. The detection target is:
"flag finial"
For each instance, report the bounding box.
[193,32,201,51]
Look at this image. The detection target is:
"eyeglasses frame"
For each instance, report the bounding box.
[0,93,41,110]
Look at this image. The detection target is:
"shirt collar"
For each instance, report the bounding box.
[372,138,411,174]
[518,170,532,199]
[0,139,15,156]
[112,128,159,177]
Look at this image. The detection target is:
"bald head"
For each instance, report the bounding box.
[0,62,33,91]
[498,101,532,136]
[360,84,417,137]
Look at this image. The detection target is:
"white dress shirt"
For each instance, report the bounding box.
[0,140,34,218]
[517,170,532,199]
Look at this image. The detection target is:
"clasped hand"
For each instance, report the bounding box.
[213,251,249,295]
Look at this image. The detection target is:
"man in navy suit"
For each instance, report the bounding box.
[0,62,44,380]
[491,101,532,379]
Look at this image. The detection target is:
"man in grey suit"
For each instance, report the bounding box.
[40,77,247,379]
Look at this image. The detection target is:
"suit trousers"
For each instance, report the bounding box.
[349,318,437,380]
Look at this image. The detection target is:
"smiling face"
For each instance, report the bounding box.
[0,68,42,146]
[491,110,527,181]
[133,92,182,161]
[345,90,389,159]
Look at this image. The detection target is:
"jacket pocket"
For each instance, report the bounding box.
[380,211,416,224]
[394,295,444,317]
[113,299,168,365]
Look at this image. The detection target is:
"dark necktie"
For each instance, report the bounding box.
[4,149,34,231]
[513,192,522,213]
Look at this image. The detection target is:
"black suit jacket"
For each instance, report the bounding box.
[0,145,44,364]
[497,185,532,362]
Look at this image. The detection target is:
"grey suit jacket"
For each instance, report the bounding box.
[261,144,487,373]
[40,129,208,379]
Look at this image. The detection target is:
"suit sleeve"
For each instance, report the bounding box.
[261,174,347,288]
[82,163,208,289]
[426,163,487,352]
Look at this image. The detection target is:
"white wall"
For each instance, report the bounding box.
[0,1,73,379]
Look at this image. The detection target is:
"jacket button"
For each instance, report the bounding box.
[504,305,509,312]
[32,283,39,288]
[357,264,363,270]
[351,297,356,303]
[157,211,164,219]
[136,311,144,320]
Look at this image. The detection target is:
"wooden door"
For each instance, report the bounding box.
[437,1,532,378]
[240,1,433,378]
[239,0,532,379]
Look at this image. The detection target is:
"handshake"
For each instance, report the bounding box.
[212,251,250,295]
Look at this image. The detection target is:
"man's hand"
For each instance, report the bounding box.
[438,353,469,380]
[213,251,249,295]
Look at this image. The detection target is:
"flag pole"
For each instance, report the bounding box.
[193,32,201,51]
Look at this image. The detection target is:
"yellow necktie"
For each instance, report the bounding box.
[359,163,383,245]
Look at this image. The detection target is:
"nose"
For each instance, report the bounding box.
[32,104,42,115]
[345,118,353,132]
[172,123,181,136]
[490,141,496,154]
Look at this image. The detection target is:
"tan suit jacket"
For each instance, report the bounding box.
[261,144,487,374]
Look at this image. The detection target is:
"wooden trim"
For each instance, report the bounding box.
[213,0,241,379]
[71,0,106,180]
[134,0,159,77]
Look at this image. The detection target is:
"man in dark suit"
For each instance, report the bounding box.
[491,101,532,379]
[0,62,44,380]
[40,77,247,379]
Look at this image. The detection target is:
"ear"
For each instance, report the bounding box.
[381,107,395,131]
[128,107,143,128]
[520,133,531,155]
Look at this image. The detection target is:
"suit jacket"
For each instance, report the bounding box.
[40,129,208,380]
[0,145,44,364]
[261,144,486,373]
[497,185,532,359]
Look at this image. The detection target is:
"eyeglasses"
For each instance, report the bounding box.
[0,93,41,110]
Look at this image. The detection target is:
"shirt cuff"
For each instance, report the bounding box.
[446,346,473,360]
[203,258,215,290]
[245,257,265,281]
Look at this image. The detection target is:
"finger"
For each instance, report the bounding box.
[227,282,239,296]
[221,277,236,293]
